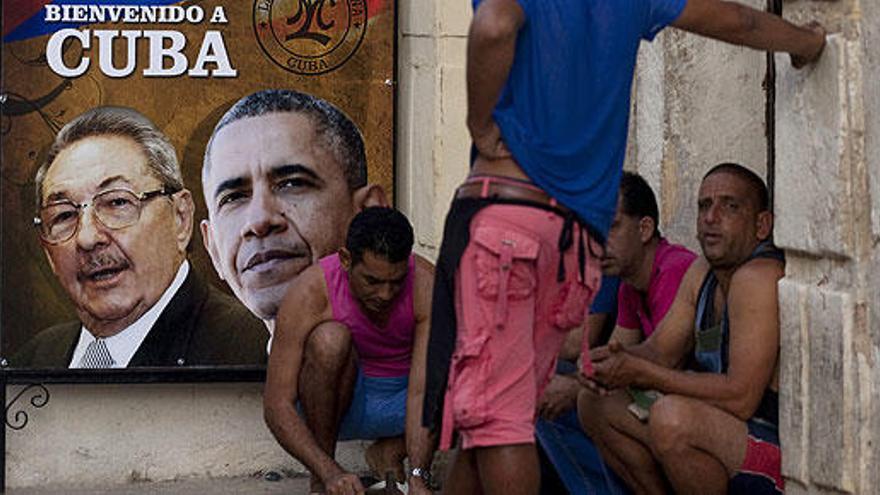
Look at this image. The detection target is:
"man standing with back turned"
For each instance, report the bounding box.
[422,1,826,493]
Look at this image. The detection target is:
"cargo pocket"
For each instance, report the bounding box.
[471,225,541,331]
[449,334,491,429]
[550,232,601,331]
[550,279,594,331]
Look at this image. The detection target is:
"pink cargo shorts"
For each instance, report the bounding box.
[440,203,601,450]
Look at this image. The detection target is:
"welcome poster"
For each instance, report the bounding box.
[1,0,395,371]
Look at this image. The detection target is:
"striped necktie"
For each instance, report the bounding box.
[79,338,115,368]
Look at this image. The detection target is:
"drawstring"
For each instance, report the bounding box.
[578,223,586,283]
[557,211,587,283]
[557,213,574,282]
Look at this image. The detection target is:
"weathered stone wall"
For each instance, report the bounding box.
[865,0,880,490]
[773,1,877,493]
[5,383,370,487]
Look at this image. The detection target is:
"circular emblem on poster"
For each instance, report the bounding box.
[254,0,367,76]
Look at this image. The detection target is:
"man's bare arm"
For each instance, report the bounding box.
[559,311,613,361]
[559,323,584,362]
[673,0,825,68]
[467,0,525,159]
[608,325,643,347]
[626,259,709,367]
[263,266,347,486]
[597,259,783,420]
[405,256,436,493]
[583,262,706,393]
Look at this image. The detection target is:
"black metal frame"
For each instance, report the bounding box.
[2,366,267,385]
[6,383,51,432]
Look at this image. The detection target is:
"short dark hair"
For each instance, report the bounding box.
[346,207,414,265]
[619,171,660,238]
[703,162,769,212]
[203,89,367,190]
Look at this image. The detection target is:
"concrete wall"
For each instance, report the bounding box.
[627,0,767,251]
[5,383,370,488]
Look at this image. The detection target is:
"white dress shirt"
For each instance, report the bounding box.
[69,261,190,368]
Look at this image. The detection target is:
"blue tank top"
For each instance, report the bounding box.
[694,241,785,425]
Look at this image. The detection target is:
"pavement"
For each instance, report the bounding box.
[8,474,312,495]
[8,473,430,494]
[8,449,452,494]
[9,475,305,494]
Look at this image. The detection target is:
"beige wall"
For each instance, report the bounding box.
[5,383,372,487]
[627,0,767,252]
[397,0,471,259]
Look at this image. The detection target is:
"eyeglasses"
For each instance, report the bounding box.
[34,186,179,244]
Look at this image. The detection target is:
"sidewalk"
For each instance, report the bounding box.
[8,472,437,494]
[8,447,451,494]
[9,475,311,495]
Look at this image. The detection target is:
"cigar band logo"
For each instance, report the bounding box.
[254,0,367,76]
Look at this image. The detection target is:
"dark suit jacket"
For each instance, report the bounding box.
[11,268,268,368]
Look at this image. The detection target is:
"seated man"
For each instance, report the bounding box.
[537,172,695,494]
[264,207,435,495]
[578,163,785,495]
[14,106,266,368]
[601,172,697,346]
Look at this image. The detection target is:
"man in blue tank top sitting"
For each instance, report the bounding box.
[580,163,786,495]
[264,207,436,495]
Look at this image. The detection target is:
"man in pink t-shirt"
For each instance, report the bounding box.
[601,172,696,346]
[576,173,695,492]
[538,173,694,421]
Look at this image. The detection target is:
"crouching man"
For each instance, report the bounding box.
[264,207,435,495]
